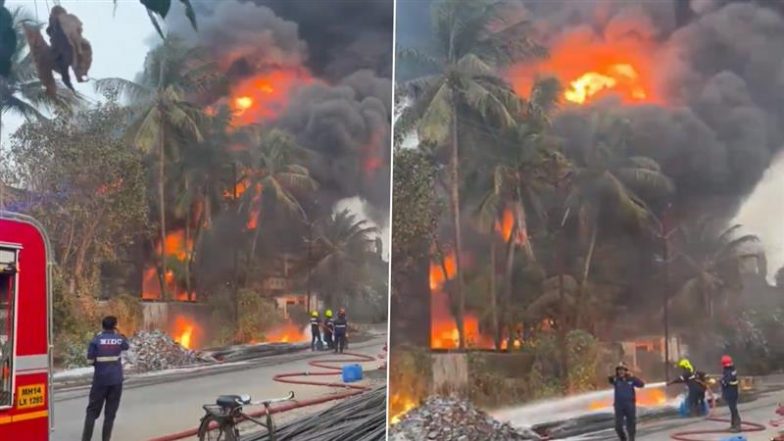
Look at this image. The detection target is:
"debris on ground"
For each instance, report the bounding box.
[249,386,387,441]
[199,342,309,363]
[389,396,541,441]
[125,331,199,372]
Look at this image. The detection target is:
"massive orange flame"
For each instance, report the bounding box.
[141,230,194,301]
[429,252,495,349]
[508,30,659,106]
[170,315,202,349]
[229,69,312,125]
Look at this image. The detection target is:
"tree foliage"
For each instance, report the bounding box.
[4,95,147,297]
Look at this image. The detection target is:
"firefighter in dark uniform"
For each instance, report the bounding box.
[668,359,708,417]
[333,308,348,354]
[609,362,645,441]
[309,310,322,351]
[720,355,741,432]
[323,309,335,350]
[82,316,129,441]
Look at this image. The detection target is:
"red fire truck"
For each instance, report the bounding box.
[0,212,52,440]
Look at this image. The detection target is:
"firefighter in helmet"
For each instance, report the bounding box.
[309,310,322,351]
[333,308,348,354]
[720,355,741,432]
[323,309,335,350]
[668,358,708,416]
[609,361,645,441]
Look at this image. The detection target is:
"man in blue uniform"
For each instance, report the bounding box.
[333,308,348,354]
[609,362,645,441]
[309,310,322,351]
[720,355,741,432]
[82,316,129,441]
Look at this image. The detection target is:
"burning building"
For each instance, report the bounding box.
[122,0,393,348]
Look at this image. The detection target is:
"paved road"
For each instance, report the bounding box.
[569,389,783,441]
[52,336,386,441]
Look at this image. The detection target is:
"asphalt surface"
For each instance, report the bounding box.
[567,388,783,441]
[52,336,387,441]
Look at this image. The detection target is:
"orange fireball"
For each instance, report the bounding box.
[228,69,312,125]
[508,30,660,106]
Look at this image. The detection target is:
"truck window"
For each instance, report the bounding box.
[0,248,16,408]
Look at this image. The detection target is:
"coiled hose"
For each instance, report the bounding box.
[147,348,383,441]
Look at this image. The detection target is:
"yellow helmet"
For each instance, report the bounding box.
[678,359,693,371]
[311,310,319,317]
[325,309,333,318]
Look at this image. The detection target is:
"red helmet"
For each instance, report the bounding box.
[721,355,733,367]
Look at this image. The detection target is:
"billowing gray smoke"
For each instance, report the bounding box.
[396,1,784,220]
[249,0,394,81]
[276,70,392,225]
[540,1,784,217]
[167,0,392,226]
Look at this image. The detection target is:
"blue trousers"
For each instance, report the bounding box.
[615,402,637,441]
[82,383,123,441]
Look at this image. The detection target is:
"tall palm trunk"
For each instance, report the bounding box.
[157,108,168,300]
[503,222,517,350]
[184,175,191,299]
[575,223,598,329]
[490,238,500,351]
[449,101,466,349]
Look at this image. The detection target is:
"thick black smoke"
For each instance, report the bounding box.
[167,0,393,226]
[252,0,394,81]
[398,0,784,219]
[276,70,392,226]
[543,2,784,218]
[169,0,393,81]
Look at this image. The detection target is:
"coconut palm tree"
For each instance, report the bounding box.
[172,106,234,298]
[562,112,674,328]
[95,36,218,299]
[473,77,564,348]
[671,220,761,320]
[311,209,379,308]
[235,127,317,262]
[396,0,543,348]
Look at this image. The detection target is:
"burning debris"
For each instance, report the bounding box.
[125,331,199,373]
[389,396,541,441]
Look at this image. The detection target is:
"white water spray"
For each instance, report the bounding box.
[491,382,679,429]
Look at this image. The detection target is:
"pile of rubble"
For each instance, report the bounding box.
[389,396,540,441]
[125,331,199,372]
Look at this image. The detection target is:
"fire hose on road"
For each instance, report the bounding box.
[147,347,385,441]
[668,402,783,441]
[669,417,766,441]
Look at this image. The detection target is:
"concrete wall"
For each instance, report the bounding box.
[432,353,469,396]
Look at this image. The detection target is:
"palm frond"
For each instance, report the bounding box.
[95,77,153,104]
[397,48,443,71]
[616,167,675,196]
[626,156,662,172]
[418,82,453,145]
[132,106,162,153]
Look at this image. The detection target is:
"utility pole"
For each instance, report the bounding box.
[232,163,240,327]
[306,220,312,313]
[661,203,672,383]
